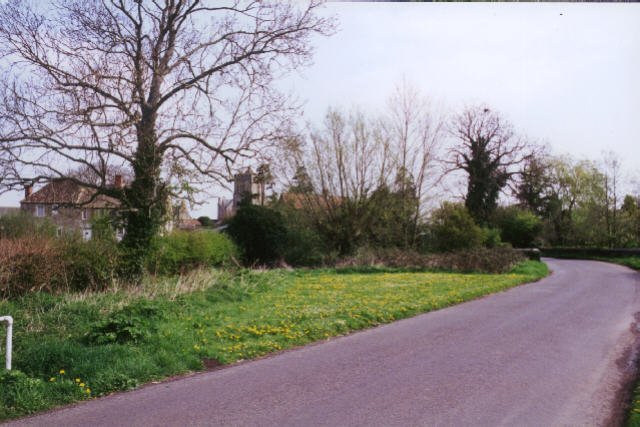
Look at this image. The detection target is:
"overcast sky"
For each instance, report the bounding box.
[292,2,640,158]
[1,2,639,217]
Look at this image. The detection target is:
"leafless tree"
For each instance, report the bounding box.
[447,105,534,224]
[602,150,623,247]
[382,79,445,246]
[282,108,391,252]
[0,0,334,250]
[278,81,445,252]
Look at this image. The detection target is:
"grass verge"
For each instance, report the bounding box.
[0,260,548,420]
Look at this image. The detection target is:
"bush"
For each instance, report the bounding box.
[0,211,56,239]
[335,246,525,273]
[0,234,123,297]
[147,230,237,275]
[197,216,214,228]
[59,235,121,292]
[493,206,541,248]
[226,204,287,266]
[0,237,65,297]
[431,202,483,252]
[481,227,503,248]
[283,224,329,267]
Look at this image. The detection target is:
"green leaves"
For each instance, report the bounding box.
[85,300,164,345]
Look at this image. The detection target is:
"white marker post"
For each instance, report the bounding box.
[0,316,13,370]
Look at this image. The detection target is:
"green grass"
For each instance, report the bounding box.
[0,261,548,420]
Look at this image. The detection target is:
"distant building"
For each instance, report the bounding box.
[233,168,265,209]
[171,200,201,231]
[20,178,123,240]
[217,198,234,222]
[217,168,266,221]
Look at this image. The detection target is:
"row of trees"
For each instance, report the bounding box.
[275,81,444,254]
[265,84,638,254]
[517,153,639,248]
[0,0,335,269]
[1,0,636,265]
[267,80,543,255]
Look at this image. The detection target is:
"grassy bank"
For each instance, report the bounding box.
[0,261,548,420]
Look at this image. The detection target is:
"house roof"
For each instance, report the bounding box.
[21,180,121,208]
[280,193,342,210]
[172,200,193,221]
[179,219,201,228]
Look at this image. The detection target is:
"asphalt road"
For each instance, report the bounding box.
[9,258,640,427]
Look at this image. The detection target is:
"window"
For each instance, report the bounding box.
[56,227,62,237]
[83,229,92,241]
[81,209,88,220]
[36,205,45,217]
[52,204,58,215]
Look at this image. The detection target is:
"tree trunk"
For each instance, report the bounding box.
[121,111,168,275]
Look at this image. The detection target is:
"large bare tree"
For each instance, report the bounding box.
[0,0,333,254]
[447,105,534,224]
[382,79,444,247]
[277,82,444,252]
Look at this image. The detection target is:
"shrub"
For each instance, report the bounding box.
[0,237,65,297]
[197,216,214,228]
[0,232,124,297]
[226,204,287,266]
[431,202,483,252]
[0,211,56,239]
[435,247,524,273]
[148,230,237,275]
[335,246,525,273]
[493,206,541,248]
[283,224,329,267]
[59,235,121,292]
[481,227,503,248]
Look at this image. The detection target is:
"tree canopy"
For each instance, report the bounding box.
[447,106,534,225]
[0,0,334,258]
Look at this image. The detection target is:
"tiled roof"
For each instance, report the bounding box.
[21,180,121,208]
[179,219,201,228]
[280,193,342,210]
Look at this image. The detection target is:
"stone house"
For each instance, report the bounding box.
[20,178,123,240]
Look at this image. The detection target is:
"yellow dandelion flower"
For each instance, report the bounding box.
[80,383,85,387]
[86,389,91,393]
[49,377,55,382]
[59,369,65,374]
[75,378,80,383]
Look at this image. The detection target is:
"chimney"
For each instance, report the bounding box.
[114,175,124,189]
[24,184,33,199]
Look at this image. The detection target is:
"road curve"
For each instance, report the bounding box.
[9,259,640,427]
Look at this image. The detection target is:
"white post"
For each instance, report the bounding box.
[0,316,13,370]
